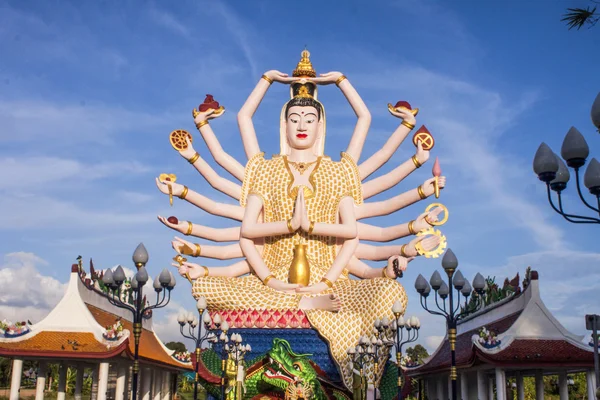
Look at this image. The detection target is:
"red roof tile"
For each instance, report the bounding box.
[86,304,192,370]
[0,332,127,359]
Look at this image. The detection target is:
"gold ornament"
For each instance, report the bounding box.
[387,103,419,117]
[415,227,447,258]
[173,255,187,265]
[292,48,316,78]
[169,130,192,151]
[424,203,449,226]
[288,159,318,174]
[159,173,177,206]
[288,244,310,287]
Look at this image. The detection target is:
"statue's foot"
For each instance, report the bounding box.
[299,294,341,312]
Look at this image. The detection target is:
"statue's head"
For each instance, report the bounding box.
[280,49,326,156]
[283,86,324,152]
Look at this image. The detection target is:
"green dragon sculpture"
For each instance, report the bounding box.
[195,338,352,399]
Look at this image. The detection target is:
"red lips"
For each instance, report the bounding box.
[296,134,308,139]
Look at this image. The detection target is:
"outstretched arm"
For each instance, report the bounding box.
[177,138,241,200]
[156,179,244,221]
[362,141,429,200]
[176,260,250,280]
[157,216,240,242]
[358,108,417,180]
[312,72,371,162]
[356,177,446,220]
[347,256,412,279]
[238,70,298,159]
[357,207,443,242]
[355,235,439,261]
[171,236,243,260]
[192,110,245,181]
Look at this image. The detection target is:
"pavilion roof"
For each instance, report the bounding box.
[0,262,192,371]
[408,270,596,377]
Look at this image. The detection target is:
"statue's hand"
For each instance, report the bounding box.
[298,190,310,232]
[386,255,414,278]
[291,190,304,231]
[171,236,195,255]
[172,261,203,280]
[157,215,186,234]
[295,282,328,294]
[267,278,302,292]
[193,107,222,124]
[264,70,298,84]
[155,178,186,197]
[421,176,446,197]
[414,140,430,165]
[389,107,417,126]
[170,261,190,278]
[310,71,343,86]
[413,206,444,232]
[406,235,441,257]
[178,137,198,160]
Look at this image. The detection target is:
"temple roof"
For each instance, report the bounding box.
[408,270,595,376]
[0,262,192,370]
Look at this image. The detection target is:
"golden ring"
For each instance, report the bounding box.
[424,203,449,226]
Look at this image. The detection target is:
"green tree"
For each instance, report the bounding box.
[165,341,187,352]
[405,345,429,364]
[562,1,599,30]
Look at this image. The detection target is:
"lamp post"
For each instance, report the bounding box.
[224,333,251,400]
[532,92,600,223]
[101,243,175,400]
[414,249,485,400]
[210,316,230,400]
[373,307,421,400]
[347,335,383,400]
[176,296,214,400]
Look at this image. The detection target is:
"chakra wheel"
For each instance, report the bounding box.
[415,227,447,258]
[169,129,193,151]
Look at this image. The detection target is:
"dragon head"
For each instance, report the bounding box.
[261,338,320,397]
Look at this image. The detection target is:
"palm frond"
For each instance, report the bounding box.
[561,6,598,30]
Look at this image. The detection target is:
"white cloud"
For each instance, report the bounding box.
[146,7,191,38]
[151,300,195,350]
[424,336,444,353]
[0,193,155,230]
[208,2,259,78]
[0,157,148,191]
[0,99,175,145]
[0,252,66,323]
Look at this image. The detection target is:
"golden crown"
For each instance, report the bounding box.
[291,48,317,99]
[292,49,316,78]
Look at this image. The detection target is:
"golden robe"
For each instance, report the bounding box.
[192,152,407,388]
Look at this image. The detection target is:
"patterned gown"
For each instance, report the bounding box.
[192,152,408,388]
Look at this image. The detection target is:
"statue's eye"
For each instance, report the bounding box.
[292,362,302,371]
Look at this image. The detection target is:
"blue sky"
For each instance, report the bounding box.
[1,0,600,352]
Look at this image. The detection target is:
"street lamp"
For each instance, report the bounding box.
[414,249,485,400]
[376,304,420,400]
[224,333,251,400]
[102,243,175,400]
[533,92,600,223]
[177,296,214,400]
[347,334,385,400]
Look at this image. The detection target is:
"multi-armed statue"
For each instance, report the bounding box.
[156,50,448,390]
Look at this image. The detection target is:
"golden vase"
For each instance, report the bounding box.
[288,244,310,286]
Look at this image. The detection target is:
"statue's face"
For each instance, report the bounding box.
[285,106,320,151]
